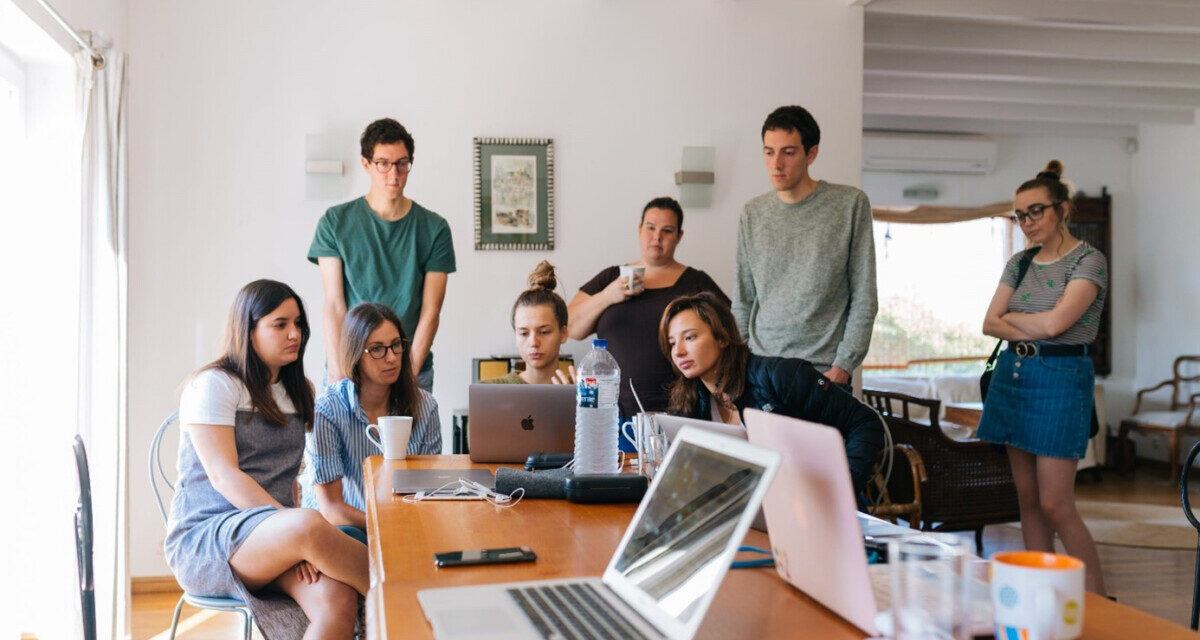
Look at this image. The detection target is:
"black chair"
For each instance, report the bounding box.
[1180,440,1200,630]
[73,435,96,640]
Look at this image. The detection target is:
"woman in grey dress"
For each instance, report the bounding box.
[166,279,368,639]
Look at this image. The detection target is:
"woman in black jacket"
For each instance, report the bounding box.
[658,292,884,496]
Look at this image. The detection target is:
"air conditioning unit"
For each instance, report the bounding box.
[863,132,997,175]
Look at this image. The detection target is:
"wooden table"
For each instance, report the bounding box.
[364,455,1197,639]
[944,401,985,429]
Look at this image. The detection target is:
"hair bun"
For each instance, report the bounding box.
[1037,159,1064,181]
[527,260,558,291]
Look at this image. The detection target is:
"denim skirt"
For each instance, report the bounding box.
[977,350,1094,459]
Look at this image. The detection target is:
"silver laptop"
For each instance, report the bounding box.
[655,413,745,443]
[743,409,992,636]
[418,427,782,640]
[655,414,769,532]
[468,384,575,463]
[392,468,496,495]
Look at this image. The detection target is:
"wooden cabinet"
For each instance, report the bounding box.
[1070,188,1113,376]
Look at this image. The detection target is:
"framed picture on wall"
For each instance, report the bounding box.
[474,137,555,250]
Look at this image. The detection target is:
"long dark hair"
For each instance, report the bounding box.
[340,302,421,417]
[658,292,749,416]
[511,260,568,328]
[202,279,315,430]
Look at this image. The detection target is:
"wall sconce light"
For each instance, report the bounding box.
[675,146,715,209]
[306,133,352,200]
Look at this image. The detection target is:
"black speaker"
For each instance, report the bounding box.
[563,474,649,504]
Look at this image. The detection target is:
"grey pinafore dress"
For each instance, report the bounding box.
[164,407,309,639]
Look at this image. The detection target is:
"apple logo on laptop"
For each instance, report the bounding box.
[521,415,535,431]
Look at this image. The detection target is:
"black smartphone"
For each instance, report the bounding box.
[434,546,537,567]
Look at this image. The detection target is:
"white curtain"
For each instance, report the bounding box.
[76,35,128,640]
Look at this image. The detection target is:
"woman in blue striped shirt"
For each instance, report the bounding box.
[301,302,442,537]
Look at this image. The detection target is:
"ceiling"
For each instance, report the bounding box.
[861,0,1200,137]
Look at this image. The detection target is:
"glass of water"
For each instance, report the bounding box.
[642,433,669,479]
[888,534,970,640]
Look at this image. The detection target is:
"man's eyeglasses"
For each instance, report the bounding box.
[364,339,406,360]
[371,158,413,174]
[1012,201,1063,225]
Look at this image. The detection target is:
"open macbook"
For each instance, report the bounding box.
[468,384,575,463]
[654,413,745,443]
[418,426,781,640]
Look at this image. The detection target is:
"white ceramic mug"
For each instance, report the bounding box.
[619,265,645,293]
[991,551,1085,640]
[365,416,413,460]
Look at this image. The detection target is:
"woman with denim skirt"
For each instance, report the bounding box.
[979,160,1109,594]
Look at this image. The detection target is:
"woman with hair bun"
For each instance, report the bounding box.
[568,197,728,423]
[484,260,574,384]
[980,160,1108,594]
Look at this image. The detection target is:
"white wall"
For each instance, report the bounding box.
[125,0,866,577]
[1130,119,1200,463]
[861,134,1138,417]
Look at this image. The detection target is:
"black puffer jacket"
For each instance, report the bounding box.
[687,354,884,496]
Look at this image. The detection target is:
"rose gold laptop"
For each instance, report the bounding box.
[743,408,881,635]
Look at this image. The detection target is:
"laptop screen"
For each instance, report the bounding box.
[611,439,767,625]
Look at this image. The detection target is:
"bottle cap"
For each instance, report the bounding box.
[592,338,608,349]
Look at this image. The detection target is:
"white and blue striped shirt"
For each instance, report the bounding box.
[301,377,442,511]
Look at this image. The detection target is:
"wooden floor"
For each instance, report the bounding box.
[131,463,1200,638]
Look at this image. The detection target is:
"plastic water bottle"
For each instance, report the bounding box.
[574,339,620,474]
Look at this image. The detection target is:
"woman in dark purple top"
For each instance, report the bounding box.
[567,197,729,423]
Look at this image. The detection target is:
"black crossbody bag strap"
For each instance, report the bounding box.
[981,249,1037,401]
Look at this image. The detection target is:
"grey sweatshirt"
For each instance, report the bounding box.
[733,181,878,373]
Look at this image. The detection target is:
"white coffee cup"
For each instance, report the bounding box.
[619,265,645,293]
[365,416,413,460]
[992,551,1085,640]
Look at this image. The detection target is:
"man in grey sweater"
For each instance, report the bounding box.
[733,105,878,386]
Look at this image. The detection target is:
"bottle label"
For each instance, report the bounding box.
[577,376,599,408]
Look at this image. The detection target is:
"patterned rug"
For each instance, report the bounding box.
[1006,500,1197,550]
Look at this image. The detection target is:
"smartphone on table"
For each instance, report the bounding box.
[433,546,536,567]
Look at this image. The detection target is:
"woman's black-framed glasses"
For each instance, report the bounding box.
[1012,201,1063,225]
[364,339,406,359]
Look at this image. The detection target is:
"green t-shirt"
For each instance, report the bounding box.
[308,197,456,372]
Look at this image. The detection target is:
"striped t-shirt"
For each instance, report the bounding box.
[1001,241,1108,345]
[300,377,442,511]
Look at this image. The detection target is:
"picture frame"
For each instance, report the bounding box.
[474,137,555,250]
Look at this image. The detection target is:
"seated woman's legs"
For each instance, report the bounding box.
[229,508,369,595]
[272,564,359,640]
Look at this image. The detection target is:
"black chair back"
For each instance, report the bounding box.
[73,435,97,640]
[1180,440,1200,630]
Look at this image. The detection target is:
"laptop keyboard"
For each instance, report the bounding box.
[507,582,659,640]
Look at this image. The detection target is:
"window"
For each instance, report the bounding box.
[864,216,1021,376]
[0,17,81,640]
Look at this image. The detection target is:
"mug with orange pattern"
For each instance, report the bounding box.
[991,551,1085,640]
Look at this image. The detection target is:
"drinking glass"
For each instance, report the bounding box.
[642,433,669,479]
[888,534,970,640]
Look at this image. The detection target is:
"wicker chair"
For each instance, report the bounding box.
[863,388,1020,553]
[1118,355,1200,482]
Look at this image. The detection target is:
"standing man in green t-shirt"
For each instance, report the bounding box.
[308,118,456,391]
[733,105,877,388]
